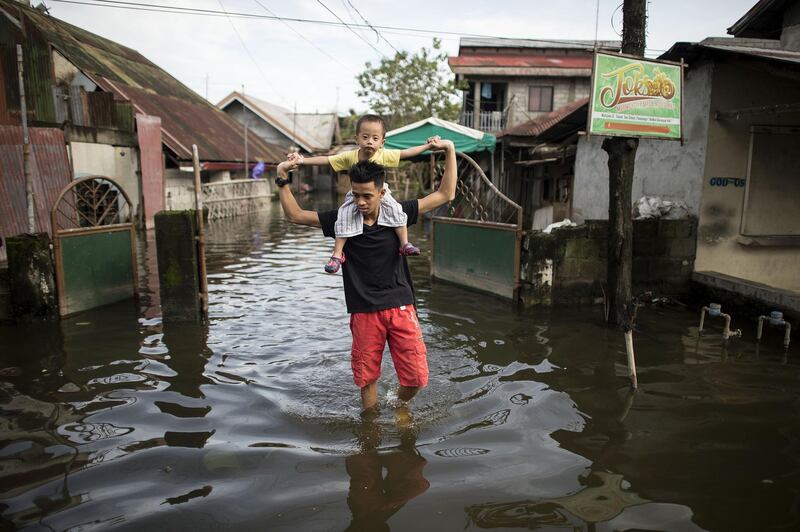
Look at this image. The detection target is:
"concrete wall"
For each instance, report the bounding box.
[69,142,141,218]
[521,219,697,305]
[572,62,714,222]
[164,169,196,211]
[695,60,800,292]
[505,76,591,128]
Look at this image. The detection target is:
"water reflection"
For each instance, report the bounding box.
[346,420,429,531]
[2,205,800,531]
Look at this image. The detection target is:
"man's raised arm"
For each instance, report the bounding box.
[276,161,321,227]
[418,139,457,215]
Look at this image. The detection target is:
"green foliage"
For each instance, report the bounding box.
[356,39,462,129]
[339,108,359,140]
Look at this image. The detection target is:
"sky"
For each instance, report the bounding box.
[41,0,759,114]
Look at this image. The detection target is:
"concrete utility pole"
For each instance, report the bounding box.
[602,0,646,329]
[17,44,36,234]
[242,85,249,179]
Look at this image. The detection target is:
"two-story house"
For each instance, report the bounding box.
[448,38,620,133]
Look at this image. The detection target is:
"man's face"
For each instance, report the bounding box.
[355,121,385,158]
[350,180,385,218]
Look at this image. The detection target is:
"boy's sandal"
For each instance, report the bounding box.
[324,254,345,274]
[399,242,421,256]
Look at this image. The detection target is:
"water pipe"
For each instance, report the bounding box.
[699,303,741,341]
[757,311,792,349]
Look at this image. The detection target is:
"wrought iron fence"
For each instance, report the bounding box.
[202,179,271,220]
[51,176,133,231]
[433,152,522,229]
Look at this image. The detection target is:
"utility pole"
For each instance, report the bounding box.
[242,84,248,179]
[17,44,35,234]
[602,0,646,330]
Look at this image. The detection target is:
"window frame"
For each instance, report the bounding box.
[528,86,554,112]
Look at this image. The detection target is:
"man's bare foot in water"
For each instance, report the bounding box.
[393,401,413,429]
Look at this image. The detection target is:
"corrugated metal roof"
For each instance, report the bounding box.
[459,37,620,51]
[501,98,589,138]
[727,0,787,38]
[660,38,800,68]
[0,125,72,239]
[218,92,338,153]
[3,1,283,163]
[448,54,594,69]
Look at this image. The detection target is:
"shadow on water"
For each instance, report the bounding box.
[1,201,800,531]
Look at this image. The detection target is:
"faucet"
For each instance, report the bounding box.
[757,311,792,349]
[699,303,741,340]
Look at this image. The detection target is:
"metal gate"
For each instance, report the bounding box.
[431,153,523,300]
[51,176,138,316]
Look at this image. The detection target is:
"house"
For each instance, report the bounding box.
[526,0,800,315]
[218,92,340,192]
[0,0,283,227]
[448,37,619,134]
[663,0,800,315]
[496,97,588,230]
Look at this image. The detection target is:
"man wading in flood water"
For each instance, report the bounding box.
[275,137,457,418]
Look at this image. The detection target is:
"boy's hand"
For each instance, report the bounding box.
[286,152,304,167]
[426,135,441,147]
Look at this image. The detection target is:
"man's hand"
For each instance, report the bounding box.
[428,137,453,152]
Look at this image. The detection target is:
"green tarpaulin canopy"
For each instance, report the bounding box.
[385,117,495,154]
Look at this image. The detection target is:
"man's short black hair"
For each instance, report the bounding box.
[355,114,386,136]
[349,160,385,189]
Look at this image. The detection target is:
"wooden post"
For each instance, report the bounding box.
[472,81,481,131]
[17,44,35,233]
[192,145,208,317]
[624,329,638,389]
[602,0,646,329]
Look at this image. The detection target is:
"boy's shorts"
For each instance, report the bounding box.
[349,305,428,389]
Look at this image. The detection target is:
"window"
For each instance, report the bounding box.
[528,86,553,112]
[741,126,800,237]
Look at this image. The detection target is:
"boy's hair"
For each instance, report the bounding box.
[355,114,386,137]
[349,160,385,189]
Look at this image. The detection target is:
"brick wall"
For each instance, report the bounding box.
[520,219,697,305]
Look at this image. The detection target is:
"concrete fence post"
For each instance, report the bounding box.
[7,233,57,320]
[154,210,202,322]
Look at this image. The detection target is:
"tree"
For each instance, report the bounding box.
[602,0,646,330]
[356,39,462,129]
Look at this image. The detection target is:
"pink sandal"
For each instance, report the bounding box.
[324,254,345,273]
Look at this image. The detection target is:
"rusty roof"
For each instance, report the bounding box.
[4,1,282,163]
[448,55,594,69]
[501,98,589,139]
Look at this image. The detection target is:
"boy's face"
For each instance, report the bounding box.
[355,121,385,157]
[350,180,386,218]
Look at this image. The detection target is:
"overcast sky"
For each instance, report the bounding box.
[43,0,757,114]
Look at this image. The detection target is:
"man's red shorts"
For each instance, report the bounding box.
[349,305,428,389]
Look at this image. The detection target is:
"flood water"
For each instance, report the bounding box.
[2,201,799,531]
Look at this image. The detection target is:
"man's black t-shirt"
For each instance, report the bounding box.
[318,200,418,314]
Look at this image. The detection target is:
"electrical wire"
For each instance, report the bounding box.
[48,0,669,56]
[315,0,386,58]
[216,0,288,104]
[252,0,357,73]
[47,0,618,49]
[343,0,399,54]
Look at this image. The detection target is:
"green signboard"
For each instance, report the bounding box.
[588,52,683,140]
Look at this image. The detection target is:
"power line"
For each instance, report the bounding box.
[47,0,624,49]
[216,0,288,105]
[315,0,386,58]
[252,0,357,74]
[343,0,399,54]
